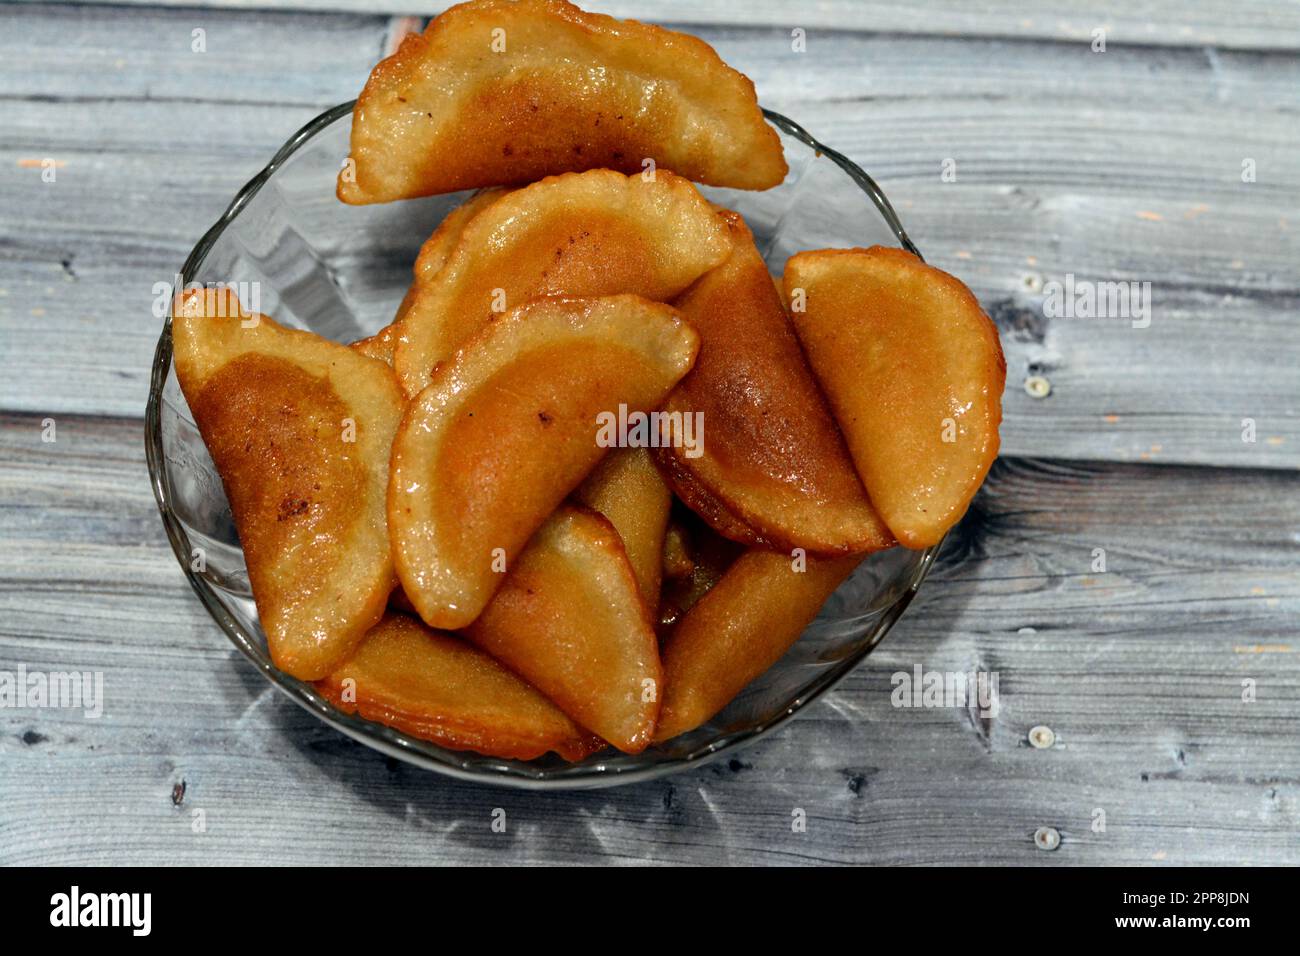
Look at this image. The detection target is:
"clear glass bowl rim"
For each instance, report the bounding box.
[144,100,939,790]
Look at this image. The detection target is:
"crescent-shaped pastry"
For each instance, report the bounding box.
[655,549,862,741]
[784,247,1006,548]
[337,0,786,204]
[318,612,601,761]
[172,287,404,679]
[466,506,661,753]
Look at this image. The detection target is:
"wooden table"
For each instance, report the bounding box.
[2,0,1297,865]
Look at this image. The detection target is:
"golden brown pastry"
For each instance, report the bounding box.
[466,506,661,753]
[172,287,404,679]
[338,0,786,203]
[785,247,1005,548]
[318,612,601,761]
[656,549,862,740]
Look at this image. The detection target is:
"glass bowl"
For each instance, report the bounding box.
[145,101,939,790]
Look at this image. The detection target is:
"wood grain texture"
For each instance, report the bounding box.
[14,0,1300,50]
[2,6,1297,467]
[1,417,1297,865]
[1,1,1299,866]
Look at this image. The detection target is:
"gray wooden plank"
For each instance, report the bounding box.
[2,415,1297,864]
[14,0,1300,51]
[0,3,390,105]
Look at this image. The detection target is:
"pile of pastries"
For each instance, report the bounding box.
[172,0,1005,761]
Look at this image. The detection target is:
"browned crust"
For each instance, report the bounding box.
[339,0,786,203]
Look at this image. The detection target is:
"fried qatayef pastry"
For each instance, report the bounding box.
[785,247,1006,548]
[466,506,661,753]
[655,549,862,740]
[354,188,513,363]
[389,294,699,630]
[574,447,671,605]
[338,0,787,204]
[317,612,600,761]
[172,287,404,680]
[392,168,729,397]
[659,213,894,555]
